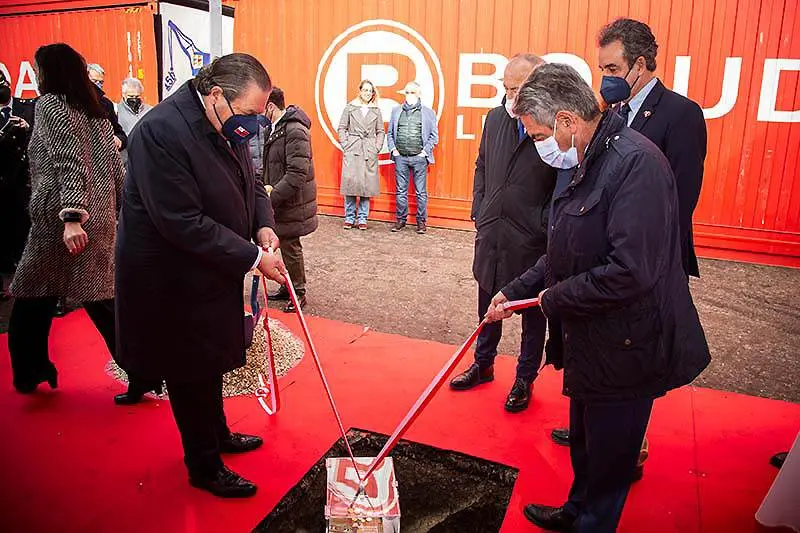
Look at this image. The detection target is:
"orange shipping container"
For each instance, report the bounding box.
[232,0,800,268]
[2,0,799,268]
[0,2,159,105]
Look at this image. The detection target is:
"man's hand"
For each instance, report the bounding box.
[257,227,279,250]
[485,291,513,323]
[265,185,273,196]
[113,136,122,150]
[392,149,400,157]
[257,250,287,285]
[63,222,88,255]
[538,288,549,317]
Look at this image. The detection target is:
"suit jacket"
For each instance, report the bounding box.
[627,79,707,277]
[386,104,438,164]
[116,81,275,382]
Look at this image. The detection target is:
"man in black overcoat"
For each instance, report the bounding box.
[116,54,286,498]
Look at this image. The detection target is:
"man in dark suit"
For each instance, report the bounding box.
[117,54,286,498]
[87,63,127,150]
[449,54,556,413]
[597,18,707,278]
[0,72,32,298]
[550,17,708,479]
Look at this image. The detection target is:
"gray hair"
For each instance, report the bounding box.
[194,53,271,100]
[508,53,544,70]
[121,77,144,93]
[512,63,601,126]
[87,63,104,75]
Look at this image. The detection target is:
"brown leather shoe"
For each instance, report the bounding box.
[449,363,494,391]
[505,378,533,412]
[343,222,354,230]
[358,223,367,230]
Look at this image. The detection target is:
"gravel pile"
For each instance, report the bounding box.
[106,315,304,398]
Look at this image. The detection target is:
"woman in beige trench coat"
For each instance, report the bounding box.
[337,80,385,230]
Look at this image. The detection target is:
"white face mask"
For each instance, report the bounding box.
[405,94,420,106]
[534,118,579,169]
[504,97,516,118]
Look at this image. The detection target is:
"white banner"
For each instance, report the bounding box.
[160,2,234,99]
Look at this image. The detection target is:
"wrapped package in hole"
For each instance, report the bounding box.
[325,457,400,533]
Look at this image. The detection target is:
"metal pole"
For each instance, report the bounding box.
[209,0,222,60]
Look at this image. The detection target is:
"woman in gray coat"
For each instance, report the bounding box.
[338,80,385,230]
[8,44,124,393]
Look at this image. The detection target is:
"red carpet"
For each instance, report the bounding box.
[0,310,797,533]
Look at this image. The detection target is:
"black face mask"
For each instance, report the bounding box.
[0,85,11,105]
[125,97,142,113]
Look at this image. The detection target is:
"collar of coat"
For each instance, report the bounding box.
[571,110,626,187]
[175,81,221,142]
[349,99,379,108]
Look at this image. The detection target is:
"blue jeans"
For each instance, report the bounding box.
[475,287,546,382]
[394,155,428,222]
[344,196,370,224]
[563,397,653,533]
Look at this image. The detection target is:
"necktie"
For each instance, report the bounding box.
[517,120,526,142]
[618,103,631,125]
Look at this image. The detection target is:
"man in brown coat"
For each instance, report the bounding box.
[261,88,318,311]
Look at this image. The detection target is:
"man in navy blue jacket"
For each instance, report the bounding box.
[487,63,710,533]
[550,17,709,476]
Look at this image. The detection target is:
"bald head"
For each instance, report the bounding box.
[504,53,544,102]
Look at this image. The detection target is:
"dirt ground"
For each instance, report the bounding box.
[2,214,798,403]
[277,215,800,403]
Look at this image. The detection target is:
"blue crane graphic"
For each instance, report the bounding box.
[164,20,211,92]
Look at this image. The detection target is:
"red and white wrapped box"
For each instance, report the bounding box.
[325,457,401,533]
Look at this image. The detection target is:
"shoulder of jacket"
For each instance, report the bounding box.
[661,86,703,116]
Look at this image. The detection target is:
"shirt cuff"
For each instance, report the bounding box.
[251,245,263,271]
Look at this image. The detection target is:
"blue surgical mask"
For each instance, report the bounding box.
[599,66,641,106]
[214,96,268,144]
[534,118,578,169]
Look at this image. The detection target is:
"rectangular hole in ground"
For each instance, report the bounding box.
[254,429,519,533]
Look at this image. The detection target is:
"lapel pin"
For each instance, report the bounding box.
[644,110,652,118]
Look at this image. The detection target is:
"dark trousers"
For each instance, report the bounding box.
[8,296,115,385]
[280,236,306,294]
[475,287,546,382]
[563,397,653,533]
[165,374,231,478]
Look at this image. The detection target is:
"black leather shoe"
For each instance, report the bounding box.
[391,221,406,232]
[269,286,290,301]
[114,381,163,405]
[505,378,533,413]
[770,452,788,469]
[13,364,58,394]
[189,466,257,498]
[449,363,494,391]
[284,294,306,313]
[551,428,571,447]
[632,464,644,483]
[523,504,576,532]
[416,221,427,234]
[220,433,263,454]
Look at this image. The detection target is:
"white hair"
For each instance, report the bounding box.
[87,63,105,75]
[121,77,144,93]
